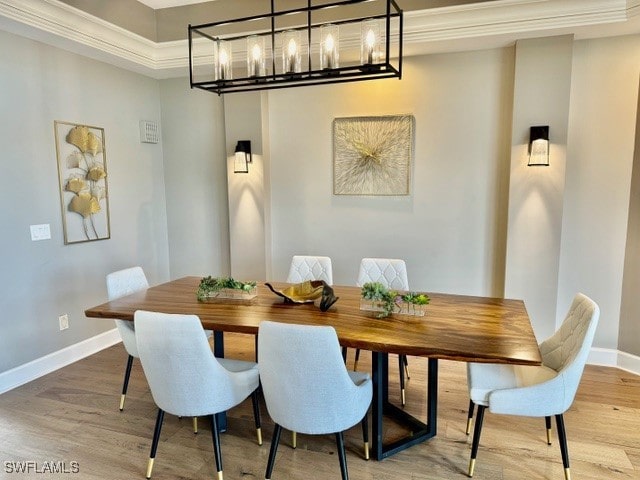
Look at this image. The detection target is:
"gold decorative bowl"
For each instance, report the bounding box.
[265,280,324,303]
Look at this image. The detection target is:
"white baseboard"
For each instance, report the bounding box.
[0,328,122,395]
[1,337,637,395]
[588,347,640,375]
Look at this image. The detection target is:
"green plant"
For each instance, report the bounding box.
[361,282,397,318]
[401,292,430,305]
[197,276,257,301]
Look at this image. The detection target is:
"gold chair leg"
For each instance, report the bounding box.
[401,388,406,406]
[546,428,552,445]
[291,431,297,449]
[217,470,223,480]
[119,394,126,411]
[564,468,571,480]
[468,458,475,477]
[145,458,154,479]
[257,427,263,446]
[193,417,198,434]
[466,417,473,435]
[364,441,370,460]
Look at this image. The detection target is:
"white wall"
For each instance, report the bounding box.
[266,49,515,295]
[223,92,267,281]
[558,35,640,350]
[0,30,170,372]
[504,36,573,341]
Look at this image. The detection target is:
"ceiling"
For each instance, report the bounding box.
[1,0,639,80]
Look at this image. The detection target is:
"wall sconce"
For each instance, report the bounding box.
[234,140,252,173]
[528,126,550,166]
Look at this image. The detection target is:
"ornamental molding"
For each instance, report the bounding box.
[0,0,636,79]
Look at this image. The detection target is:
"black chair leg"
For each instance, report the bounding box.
[555,414,571,480]
[251,389,262,445]
[146,408,164,479]
[120,354,134,411]
[545,416,552,445]
[398,354,406,406]
[468,404,485,477]
[341,346,347,363]
[361,411,369,460]
[354,348,361,370]
[403,354,410,378]
[254,334,259,362]
[210,414,223,479]
[335,431,349,480]
[265,424,282,480]
[466,400,475,435]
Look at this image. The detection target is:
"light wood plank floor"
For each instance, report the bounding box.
[0,333,638,479]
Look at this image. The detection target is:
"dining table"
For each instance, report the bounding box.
[84,276,541,460]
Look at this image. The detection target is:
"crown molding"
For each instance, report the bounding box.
[404,0,629,43]
[0,0,638,79]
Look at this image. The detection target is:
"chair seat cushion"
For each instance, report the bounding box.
[218,358,259,373]
[348,370,370,386]
[467,362,557,406]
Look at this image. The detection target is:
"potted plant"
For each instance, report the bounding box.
[360,282,397,318]
[197,276,257,301]
[400,292,430,316]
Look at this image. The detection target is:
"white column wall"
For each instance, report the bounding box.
[504,36,574,341]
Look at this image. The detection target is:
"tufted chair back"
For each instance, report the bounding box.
[538,293,600,412]
[287,255,333,285]
[356,258,409,290]
[106,266,149,357]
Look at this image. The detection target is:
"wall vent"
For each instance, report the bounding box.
[139,120,159,144]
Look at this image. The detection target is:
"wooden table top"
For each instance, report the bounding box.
[85,276,541,365]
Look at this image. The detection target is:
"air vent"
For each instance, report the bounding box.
[139,120,159,144]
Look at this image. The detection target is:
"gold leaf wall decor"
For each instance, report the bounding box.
[333,115,414,196]
[55,121,110,244]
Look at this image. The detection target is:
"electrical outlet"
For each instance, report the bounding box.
[59,314,69,331]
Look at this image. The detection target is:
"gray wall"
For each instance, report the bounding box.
[265,48,515,293]
[2,25,640,378]
[0,29,170,372]
[159,78,230,279]
[226,37,640,354]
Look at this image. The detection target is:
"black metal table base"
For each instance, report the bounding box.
[215,331,438,458]
[371,353,438,460]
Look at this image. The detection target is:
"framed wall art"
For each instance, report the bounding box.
[333,114,414,195]
[54,121,110,244]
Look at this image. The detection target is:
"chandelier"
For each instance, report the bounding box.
[188,0,403,95]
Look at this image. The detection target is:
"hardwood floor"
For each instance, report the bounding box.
[0,333,638,479]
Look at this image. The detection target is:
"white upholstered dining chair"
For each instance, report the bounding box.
[258,320,372,480]
[106,266,149,411]
[286,255,333,285]
[135,310,262,480]
[354,258,411,405]
[465,293,600,480]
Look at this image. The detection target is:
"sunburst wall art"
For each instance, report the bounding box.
[333,114,414,195]
[54,121,110,244]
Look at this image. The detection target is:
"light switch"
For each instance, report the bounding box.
[30,224,51,241]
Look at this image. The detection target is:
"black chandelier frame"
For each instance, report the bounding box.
[188,0,403,95]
